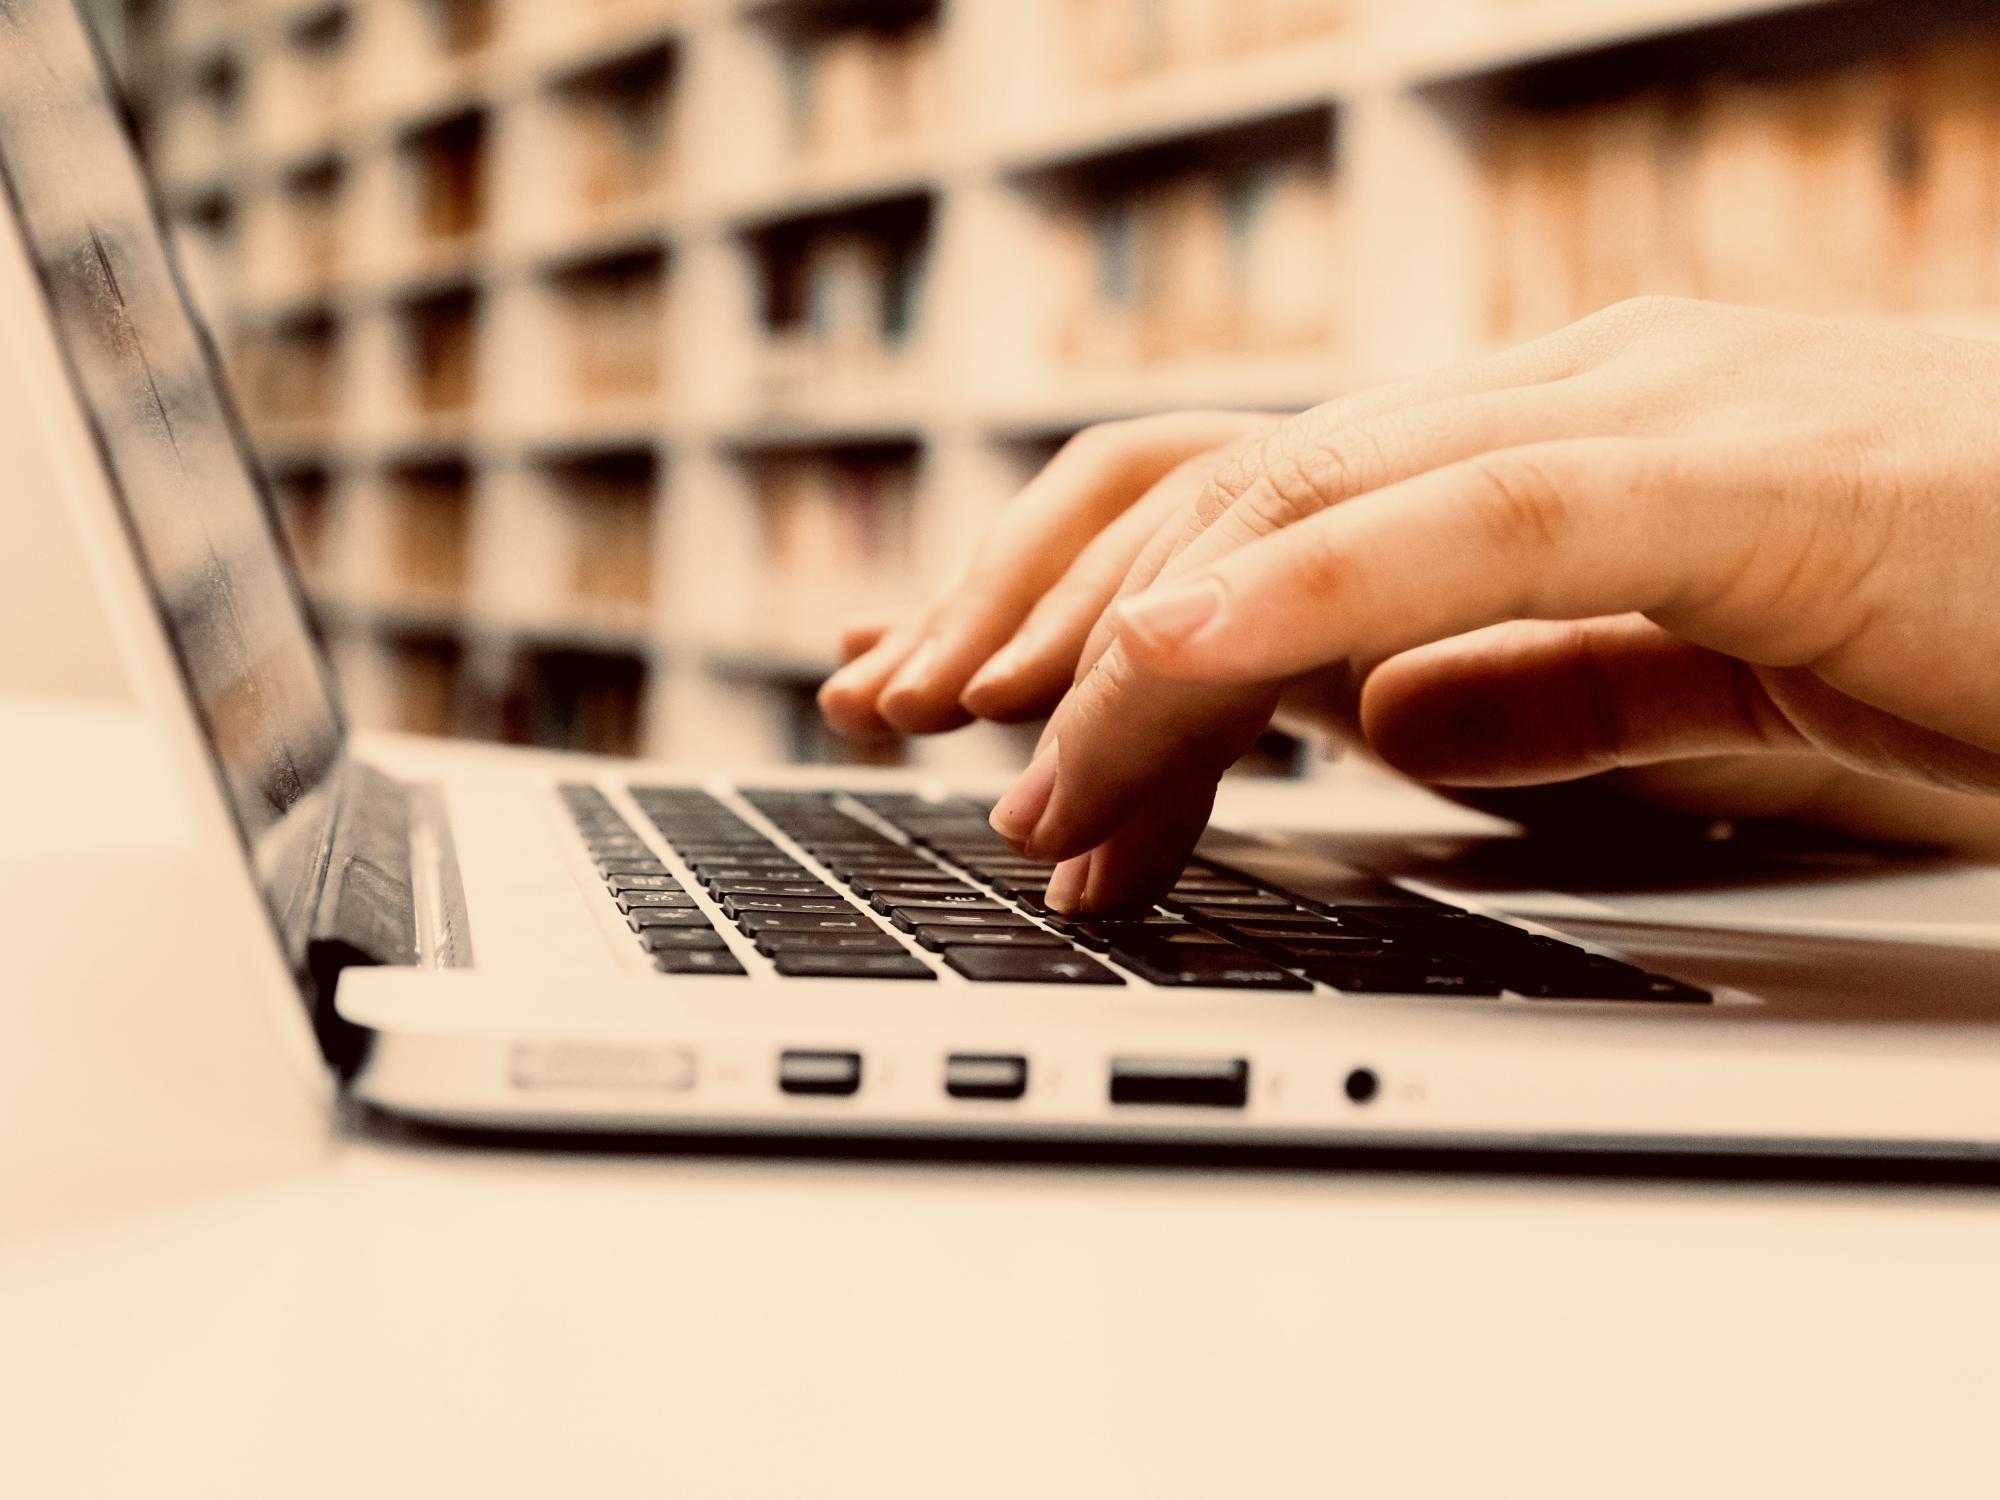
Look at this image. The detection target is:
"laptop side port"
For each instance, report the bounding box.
[778,1050,862,1097]
[1108,1057,1249,1110]
[944,1053,1028,1101]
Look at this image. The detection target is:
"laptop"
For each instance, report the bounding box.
[7,0,1996,1154]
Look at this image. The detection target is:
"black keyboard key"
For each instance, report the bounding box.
[628,908,719,930]
[597,860,672,878]
[607,874,684,893]
[1102,927,1237,953]
[888,907,1034,933]
[707,882,833,899]
[855,880,979,900]
[909,924,1070,952]
[722,895,853,917]
[771,951,936,980]
[638,927,731,952]
[752,930,909,956]
[942,948,1123,985]
[734,911,883,935]
[1174,897,1307,919]
[697,866,809,886]
[1115,948,1311,990]
[1300,957,1500,996]
[616,890,697,912]
[1508,965,1712,1003]
[654,949,746,976]
[872,895,1008,920]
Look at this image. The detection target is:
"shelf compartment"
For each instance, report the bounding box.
[1028,118,1342,381]
[233,308,345,445]
[394,107,490,272]
[392,284,482,421]
[381,456,475,607]
[739,443,921,657]
[501,646,651,756]
[745,194,933,416]
[770,0,943,176]
[543,39,681,234]
[549,247,672,407]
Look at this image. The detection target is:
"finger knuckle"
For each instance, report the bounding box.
[1467,450,1574,553]
[1200,424,1373,544]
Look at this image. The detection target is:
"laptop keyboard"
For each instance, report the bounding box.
[558,784,1711,1003]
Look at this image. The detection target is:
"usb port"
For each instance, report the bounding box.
[945,1053,1028,1101]
[778,1050,862,1097]
[1108,1057,1249,1110]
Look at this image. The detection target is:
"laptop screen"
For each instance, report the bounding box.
[0,0,347,975]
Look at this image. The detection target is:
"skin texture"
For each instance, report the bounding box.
[822,297,2000,912]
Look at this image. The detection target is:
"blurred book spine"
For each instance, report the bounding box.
[783,16,942,170]
[751,451,918,652]
[1485,33,2000,340]
[1055,149,1337,369]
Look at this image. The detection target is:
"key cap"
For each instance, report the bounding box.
[597,860,672,878]
[941,947,1123,985]
[752,930,908,956]
[616,890,697,912]
[734,911,883,934]
[770,951,936,980]
[909,925,1070,952]
[637,927,730,951]
[1508,966,1711,1003]
[607,874,683,893]
[872,895,1008,920]
[1117,948,1311,990]
[1301,957,1500,996]
[1174,897,1306,918]
[628,908,719,930]
[887,907,1032,932]
[722,895,853,917]
[857,880,981,900]
[707,882,834,899]
[697,866,809,886]
[653,948,746,976]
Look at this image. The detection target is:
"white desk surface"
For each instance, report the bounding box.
[6,693,2000,1500]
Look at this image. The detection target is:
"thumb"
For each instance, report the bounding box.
[1360,617,1805,786]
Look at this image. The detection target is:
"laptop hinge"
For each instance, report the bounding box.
[307,760,420,1078]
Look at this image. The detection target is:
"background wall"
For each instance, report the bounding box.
[41,0,2000,771]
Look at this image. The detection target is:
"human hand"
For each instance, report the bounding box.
[987,298,2000,912]
[817,411,1283,737]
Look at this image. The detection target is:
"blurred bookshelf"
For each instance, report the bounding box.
[90,0,2000,770]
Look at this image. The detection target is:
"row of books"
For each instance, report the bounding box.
[1058,0,1353,91]
[1487,36,2000,341]
[554,256,670,403]
[555,454,658,613]
[758,223,928,401]
[380,637,648,756]
[563,49,676,218]
[751,454,918,646]
[1054,151,1336,369]
[384,462,475,605]
[235,316,342,432]
[782,18,943,169]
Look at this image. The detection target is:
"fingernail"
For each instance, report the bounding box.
[882,637,941,701]
[1044,853,1091,915]
[962,639,1026,704]
[1117,578,1224,650]
[990,737,1059,847]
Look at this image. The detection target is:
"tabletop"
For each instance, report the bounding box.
[6,692,2000,1500]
